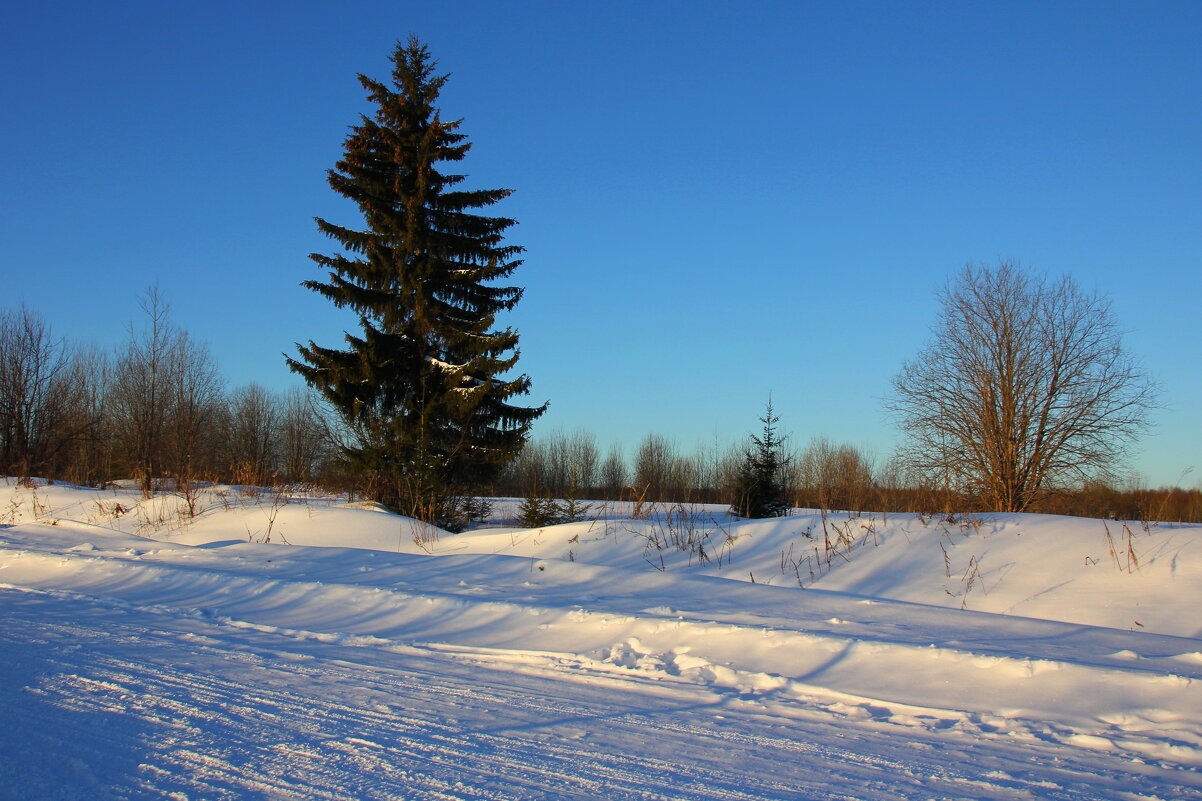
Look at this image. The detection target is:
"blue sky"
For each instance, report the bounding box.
[3,1,1199,486]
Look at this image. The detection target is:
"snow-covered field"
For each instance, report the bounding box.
[2,479,1201,800]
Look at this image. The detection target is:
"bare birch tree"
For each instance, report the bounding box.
[277,387,331,483]
[110,288,222,492]
[162,328,224,484]
[0,307,77,477]
[634,434,677,501]
[887,262,1158,512]
[225,383,278,485]
[794,437,874,512]
[599,443,628,500]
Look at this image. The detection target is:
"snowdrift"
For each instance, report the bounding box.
[3,478,1201,799]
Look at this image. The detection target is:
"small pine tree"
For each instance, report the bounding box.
[560,495,592,524]
[731,399,791,519]
[517,492,564,528]
[287,37,545,528]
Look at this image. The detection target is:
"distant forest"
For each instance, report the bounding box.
[2,299,1197,524]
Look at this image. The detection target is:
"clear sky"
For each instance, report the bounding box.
[3,1,1199,487]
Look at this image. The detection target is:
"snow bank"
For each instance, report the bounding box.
[3,479,1201,799]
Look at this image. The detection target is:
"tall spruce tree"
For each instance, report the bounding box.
[731,399,791,519]
[288,37,545,529]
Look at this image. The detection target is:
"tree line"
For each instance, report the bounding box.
[2,293,1194,523]
[494,425,1200,524]
[0,293,336,492]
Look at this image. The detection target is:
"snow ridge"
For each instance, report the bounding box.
[2,482,1202,799]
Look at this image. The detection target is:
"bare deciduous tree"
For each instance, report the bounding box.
[599,442,627,500]
[545,428,599,498]
[634,433,677,501]
[58,345,111,486]
[227,383,279,485]
[278,387,332,483]
[887,262,1159,512]
[0,307,78,478]
[162,328,224,485]
[794,437,874,512]
[110,288,223,493]
[110,289,173,491]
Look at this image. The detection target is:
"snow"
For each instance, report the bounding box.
[2,479,1201,799]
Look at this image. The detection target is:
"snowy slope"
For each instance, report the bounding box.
[2,479,1201,799]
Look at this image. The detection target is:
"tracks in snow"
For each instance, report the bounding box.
[3,525,1202,798]
[5,589,1202,801]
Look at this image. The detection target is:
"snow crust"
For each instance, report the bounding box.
[2,479,1201,799]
